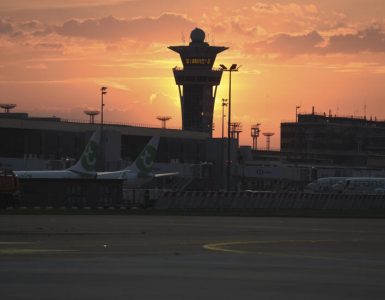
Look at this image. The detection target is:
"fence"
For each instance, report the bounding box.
[3,185,385,211]
[153,190,385,210]
[16,178,123,208]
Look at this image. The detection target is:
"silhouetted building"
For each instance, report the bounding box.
[169,28,228,135]
[0,111,236,190]
[282,113,385,153]
[280,113,385,167]
[0,111,211,167]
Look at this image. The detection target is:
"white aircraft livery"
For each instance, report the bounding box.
[306,176,385,194]
[332,177,385,194]
[15,131,100,179]
[97,136,177,187]
[306,177,347,193]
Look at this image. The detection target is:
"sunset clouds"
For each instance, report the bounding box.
[55,14,195,42]
[1,0,385,147]
[1,1,384,53]
[249,25,385,56]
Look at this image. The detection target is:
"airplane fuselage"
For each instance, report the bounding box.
[306,177,385,194]
[15,170,93,179]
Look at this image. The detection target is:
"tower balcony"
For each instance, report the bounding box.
[172,67,223,85]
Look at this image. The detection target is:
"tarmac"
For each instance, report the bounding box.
[1,215,385,299]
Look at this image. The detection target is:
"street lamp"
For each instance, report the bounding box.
[221,98,228,189]
[296,105,301,122]
[101,86,108,125]
[221,98,228,139]
[100,86,108,170]
[220,64,240,191]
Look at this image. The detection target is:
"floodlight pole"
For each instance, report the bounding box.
[296,105,301,122]
[221,98,228,139]
[221,98,228,189]
[228,70,232,191]
[100,86,108,170]
[220,64,239,191]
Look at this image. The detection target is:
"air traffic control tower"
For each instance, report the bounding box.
[169,28,228,135]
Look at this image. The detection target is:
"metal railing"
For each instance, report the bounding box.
[60,118,182,130]
[282,112,385,124]
[173,66,223,72]
[253,147,281,152]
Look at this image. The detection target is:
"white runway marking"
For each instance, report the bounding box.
[0,242,32,245]
[0,248,79,254]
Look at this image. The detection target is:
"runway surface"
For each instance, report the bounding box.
[1,215,385,299]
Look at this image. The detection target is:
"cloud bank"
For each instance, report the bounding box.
[249,25,385,56]
[55,13,195,42]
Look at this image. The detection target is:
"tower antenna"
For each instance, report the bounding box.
[251,123,261,150]
[230,122,242,144]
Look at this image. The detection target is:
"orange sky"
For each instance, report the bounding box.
[1,0,385,148]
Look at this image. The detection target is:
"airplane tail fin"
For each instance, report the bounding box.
[68,131,100,175]
[129,136,160,174]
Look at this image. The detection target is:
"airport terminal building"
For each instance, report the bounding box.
[3,108,385,192]
[0,111,239,190]
[281,112,385,167]
[0,113,210,169]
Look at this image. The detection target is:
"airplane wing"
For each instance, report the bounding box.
[154,172,179,178]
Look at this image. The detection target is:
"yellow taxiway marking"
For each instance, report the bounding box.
[203,241,254,254]
[203,239,385,272]
[203,239,361,255]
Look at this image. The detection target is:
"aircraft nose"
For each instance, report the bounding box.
[307,183,316,190]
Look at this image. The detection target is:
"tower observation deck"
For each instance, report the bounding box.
[169,28,228,134]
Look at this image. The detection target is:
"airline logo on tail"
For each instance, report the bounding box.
[80,140,98,172]
[135,144,156,173]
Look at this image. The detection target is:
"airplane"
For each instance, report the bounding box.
[305,177,346,193]
[306,176,385,194]
[97,136,178,187]
[332,177,385,194]
[15,131,100,179]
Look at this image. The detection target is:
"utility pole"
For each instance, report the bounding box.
[296,105,301,122]
[221,98,228,189]
[221,98,228,139]
[100,86,108,170]
[220,64,240,191]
